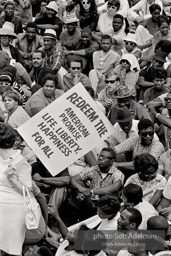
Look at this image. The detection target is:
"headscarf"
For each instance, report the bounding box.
[120,53,140,71]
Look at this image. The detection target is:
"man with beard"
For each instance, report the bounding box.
[137,50,167,100]
[0,1,23,34]
[29,50,54,93]
[143,68,169,106]
[70,148,124,220]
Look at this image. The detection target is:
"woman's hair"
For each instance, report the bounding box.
[134,153,158,173]
[101,34,112,43]
[123,183,143,205]
[95,195,120,215]
[155,40,171,55]
[0,51,10,68]
[68,55,83,68]
[157,15,170,27]
[153,68,167,79]
[108,0,120,10]
[149,3,161,14]
[0,123,16,149]
[37,246,54,256]
[137,119,154,132]
[85,86,95,98]
[79,0,97,16]
[41,74,59,89]
[2,89,21,105]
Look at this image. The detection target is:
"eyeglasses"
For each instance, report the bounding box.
[165,97,171,102]
[140,131,154,137]
[120,60,130,64]
[66,23,76,27]
[1,36,9,39]
[105,80,117,84]
[70,67,81,70]
[107,4,117,9]
[82,1,90,4]
[125,41,135,46]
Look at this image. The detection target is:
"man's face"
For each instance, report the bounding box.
[153,77,165,91]
[101,38,112,52]
[117,97,131,108]
[98,150,113,171]
[43,38,55,50]
[113,17,123,32]
[46,7,57,18]
[0,80,11,94]
[117,209,132,230]
[70,61,82,77]
[119,120,132,134]
[4,4,14,17]
[105,75,120,92]
[125,40,136,53]
[152,58,164,68]
[0,35,10,47]
[81,32,91,45]
[139,127,154,146]
[32,52,44,68]
[66,22,77,33]
[26,27,36,41]
[164,93,171,110]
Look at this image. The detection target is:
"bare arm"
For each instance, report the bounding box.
[93,181,122,196]
[37,24,60,30]
[35,192,48,224]
[149,106,171,128]
[85,151,97,166]
[33,173,70,187]
[138,76,155,88]
[149,190,163,207]
[157,196,170,212]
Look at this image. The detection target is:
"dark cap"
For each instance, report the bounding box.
[116,106,132,123]
[153,50,167,63]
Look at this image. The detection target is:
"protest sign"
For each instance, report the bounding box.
[18,83,114,176]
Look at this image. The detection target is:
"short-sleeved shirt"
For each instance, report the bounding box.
[125,173,166,202]
[143,86,169,105]
[158,149,171,180]
[79,165,124,200]
[163,176,171,200]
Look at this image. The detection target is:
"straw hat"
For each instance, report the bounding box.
[123,33,138,45]
[0,22,17,38]
[46,1,59,13]
[43,29,57,40]
[65,13,79,24]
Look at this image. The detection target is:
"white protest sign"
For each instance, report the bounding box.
[18,83,114,176]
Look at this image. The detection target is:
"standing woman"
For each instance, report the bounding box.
[76,0,99,31]
[0,123,32,256]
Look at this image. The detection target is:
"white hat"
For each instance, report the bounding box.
[44,29,57,40]
[65,14,79,24]
[0,22,17,38]
[46,1,59,13]
[123,33,138,45]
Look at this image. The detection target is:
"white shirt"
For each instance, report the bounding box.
[163,176,171,200]
[117,249,153,256]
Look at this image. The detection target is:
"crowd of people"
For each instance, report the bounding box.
[1,0,171,255]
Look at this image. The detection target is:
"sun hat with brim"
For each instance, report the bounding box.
[116,106,132,123]
[46,1,59,13]
[65,16,79,24]
[0,22,17,38]
[153,50,167,63]
[123,33,138,45]
[44,29,57,40]
[116,85,134,98]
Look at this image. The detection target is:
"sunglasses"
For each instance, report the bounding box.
[140,132,154,137]
[105,80,118,84]
[125,41,135,46]
[107,4,117,9]
[165,97,171,102]
[82,1,90,4]
[120,60,130,64]
[71,67,81,70]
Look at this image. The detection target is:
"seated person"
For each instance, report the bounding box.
[125,153,166,207]
[142,4,161,36]
[63,56,92,92]
[32,160,70,210]
[143,68,169,106]
[108,86,152,125]
[70,147,124,220]
[89,34,120,93]
[29,50,54,93]
[35,1,63,39]
[16,22,44,61]
[137,50,167,100]
[128,0,163,22]
[113,54,140,96]
[111,14,126,53]
[96,195,121,230]
[60,15,81,52]
[64,27,99,75]
[121,33,142,59]
[35,0,48,20]
[114,119,165,162]
[97,72,120,114]
[121,183,158,230]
